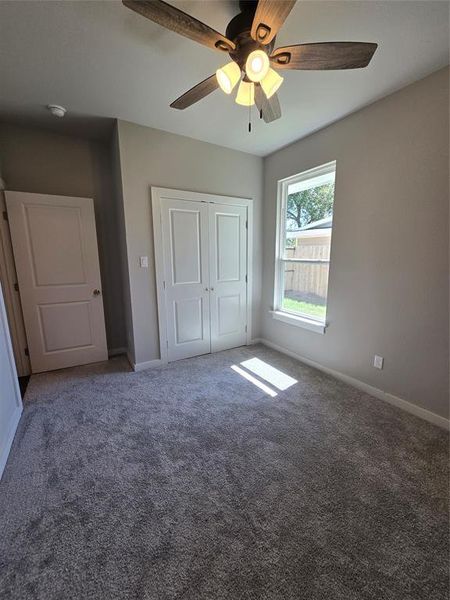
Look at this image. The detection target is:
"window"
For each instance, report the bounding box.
[272,161,336,334]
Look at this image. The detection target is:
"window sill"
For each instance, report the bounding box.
[270,310,327,335]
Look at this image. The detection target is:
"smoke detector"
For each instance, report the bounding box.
[47,104,66,118]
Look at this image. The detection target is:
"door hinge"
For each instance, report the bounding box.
[245,274,248,283]
[245,325,247,333]
[163,280,166,289]
[24,347,29,357]
[3,210,8,222]
[245,220,248,229]
[14,282,19,292]
[166,340,169,348]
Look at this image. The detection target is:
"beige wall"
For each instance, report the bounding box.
[0,123,126,351]
[262,67,449,419]
[115,120,263,366]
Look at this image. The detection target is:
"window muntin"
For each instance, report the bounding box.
[275,162,336,324]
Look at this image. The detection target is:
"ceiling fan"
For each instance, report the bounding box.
[122,0,377,125]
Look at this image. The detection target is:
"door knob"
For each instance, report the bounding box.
[93,289,101,296]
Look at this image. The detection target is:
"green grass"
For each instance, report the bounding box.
[282,297,326,319]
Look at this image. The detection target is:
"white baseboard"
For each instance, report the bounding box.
[0,405,22,480]
[255,338,449,431]
[127,351,163,372]
[108,346,127,357]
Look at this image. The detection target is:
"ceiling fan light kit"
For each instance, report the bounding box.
[216,61,241,94]
[123,0,378,126]
[235,79,255,107]
[260,68,284,99]
[245,49,270,82]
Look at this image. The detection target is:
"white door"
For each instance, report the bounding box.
[0,281,23,479]
[5,191,108,373]
[161,197,211,362]
[209,203,248,353]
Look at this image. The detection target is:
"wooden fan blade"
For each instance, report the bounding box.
[123,0,235,52]
[254,85,281,123]
[251,0,296,45]
[170,74,219,110]
[270,42,378,70]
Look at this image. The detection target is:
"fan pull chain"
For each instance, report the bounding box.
[248,87,252,133]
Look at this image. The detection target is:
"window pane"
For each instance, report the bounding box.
[284,181,334,259]
[282,261,329,322]
[284,231,331,261]
[276,162,336,323]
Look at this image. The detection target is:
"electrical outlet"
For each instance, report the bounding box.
[373,355,384,370]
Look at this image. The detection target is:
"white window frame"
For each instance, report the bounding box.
[271,161,336,335]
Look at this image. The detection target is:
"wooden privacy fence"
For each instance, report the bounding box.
[284,235,330,301]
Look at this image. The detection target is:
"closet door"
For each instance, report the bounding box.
[209,203,247,353]
[161,198,211,362]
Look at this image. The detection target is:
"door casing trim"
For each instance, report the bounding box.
[0,191,31,376]
[0,279,23,480]
[151,187,253,364]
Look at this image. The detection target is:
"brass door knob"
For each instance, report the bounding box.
[93,289,101,296]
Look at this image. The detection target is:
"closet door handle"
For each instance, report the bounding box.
[210,287,214,291]
[205,287,209,292]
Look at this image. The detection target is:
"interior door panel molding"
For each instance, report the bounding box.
[174,297,204,345]
[217,294,242,335]
[215,211,241,282]
[23,203,88,287]
[152,187,253,364]
[169,207,202,285]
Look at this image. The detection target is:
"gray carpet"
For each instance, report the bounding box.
[0,344,448,600]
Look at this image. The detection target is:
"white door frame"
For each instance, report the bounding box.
[0,280,23,479]
[151,187,253,364]
[0,191,30,376]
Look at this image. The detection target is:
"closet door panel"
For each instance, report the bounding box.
[161,198,210,362]
[209,203,247,353]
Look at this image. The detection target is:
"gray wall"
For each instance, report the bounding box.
[261,67,449,419]
[116,120,264,366]
[111,125,135,361]
[0,123,126,352]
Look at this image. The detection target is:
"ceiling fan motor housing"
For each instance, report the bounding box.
[226,8,275,70]
[239,0,259,13]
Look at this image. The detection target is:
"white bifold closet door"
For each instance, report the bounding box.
[160,196,248,362]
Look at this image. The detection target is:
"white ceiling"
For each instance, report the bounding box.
[0,0,448,156]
